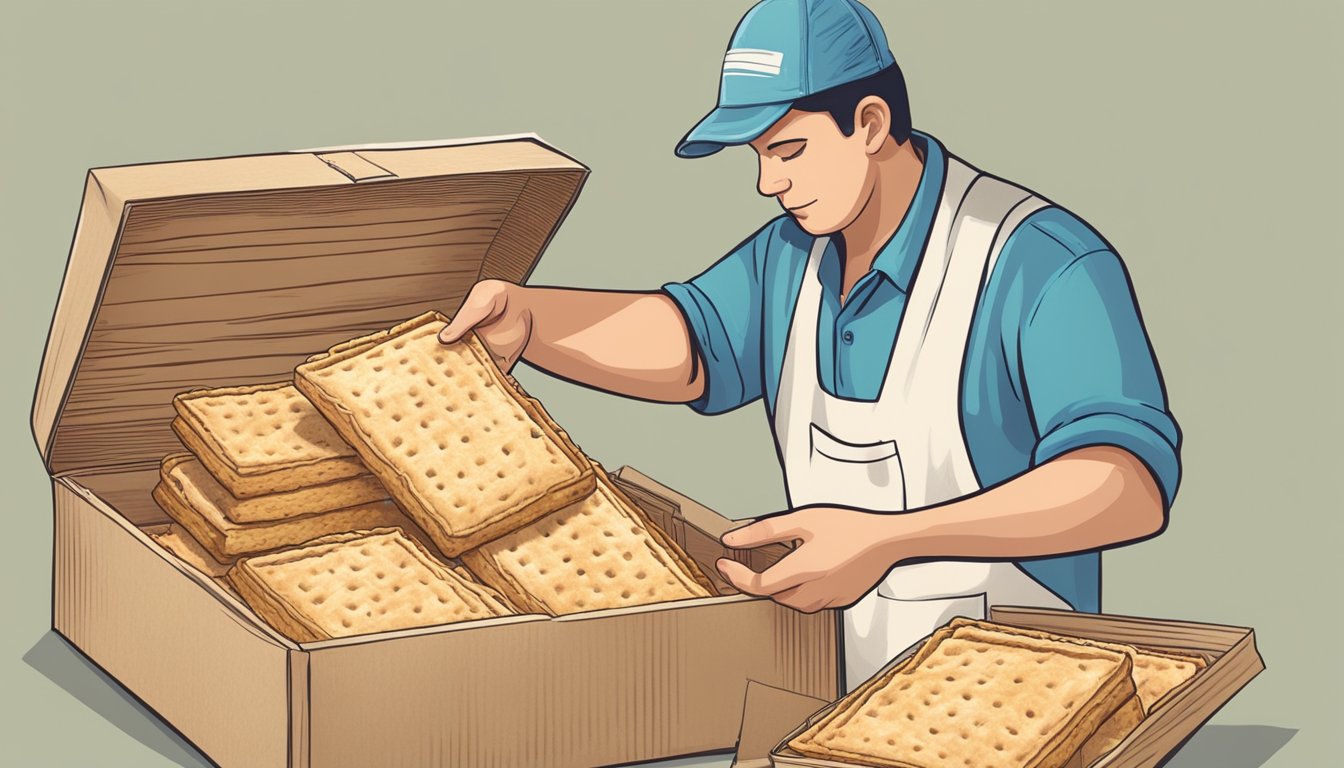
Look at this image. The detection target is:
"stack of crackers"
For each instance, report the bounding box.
[783,618,1206,768]
[150,311,714,643]
[153,382,412,566]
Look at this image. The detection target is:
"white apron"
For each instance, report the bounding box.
[773,156,1071,692]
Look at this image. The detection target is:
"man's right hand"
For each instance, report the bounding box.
[438,280,532,372]
[436,281,704,403]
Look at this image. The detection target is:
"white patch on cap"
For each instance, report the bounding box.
[724,48,783,76]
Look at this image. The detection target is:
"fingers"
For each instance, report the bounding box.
[772,584,831,614]
[717,558,834,612]
[720,513,811,550]
[714,559,758,593]
[439,282,503,345]
[714,556,817,597]
[716,513,820,598]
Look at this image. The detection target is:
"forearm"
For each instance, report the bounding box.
[877,445,1165,564]
[512,285,704,402]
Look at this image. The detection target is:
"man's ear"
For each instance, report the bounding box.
[854,95,890,155]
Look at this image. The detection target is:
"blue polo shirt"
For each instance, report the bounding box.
[661,130,1180,613]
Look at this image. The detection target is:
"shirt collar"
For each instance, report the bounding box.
[868,130,945,293]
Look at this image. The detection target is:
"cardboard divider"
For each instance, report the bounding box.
[614,466,798,595]
[731,680,831,768]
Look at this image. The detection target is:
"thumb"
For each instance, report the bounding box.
[439,284,502,344]
[721,513,810,550]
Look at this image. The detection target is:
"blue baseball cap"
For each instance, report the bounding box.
[675,0,896,159]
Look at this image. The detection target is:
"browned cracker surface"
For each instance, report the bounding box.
[227,527,513,643]
[788,622,1135,768]
[1064,694,1144,768]
[173,382,370,497]
[168,424,387,523]
[293,311,595,556]
[460,468,713,616]
[153,453,411,561]
[945,618,1207,715]
[150,523,231,578]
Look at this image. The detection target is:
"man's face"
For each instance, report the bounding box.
[749,109,876,235]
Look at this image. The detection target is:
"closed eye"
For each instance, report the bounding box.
[766,137,807,161]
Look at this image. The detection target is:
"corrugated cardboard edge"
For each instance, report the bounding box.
[59,474,295,644]
[297,592,830,766]
[292,132,546,153]
[54,474,298,767]
[288,649,311,768]
[31,171,128,471]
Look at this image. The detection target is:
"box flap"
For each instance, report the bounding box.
[732,679,830,768]
[33,135,588,475]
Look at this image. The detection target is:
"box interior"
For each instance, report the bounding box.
[65,462,757,646]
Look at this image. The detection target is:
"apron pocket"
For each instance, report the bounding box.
[805,423,905,510]
[809,423,898,463]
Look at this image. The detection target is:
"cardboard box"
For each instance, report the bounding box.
[32,136,840,768]
[769,606,1264,768]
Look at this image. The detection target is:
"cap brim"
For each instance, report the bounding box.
[674,101,793,159]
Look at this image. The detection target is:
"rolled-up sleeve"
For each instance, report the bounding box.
[1020,250,1182,507]
[660,225,771,415]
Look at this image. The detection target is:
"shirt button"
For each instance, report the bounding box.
[842,330,854,345]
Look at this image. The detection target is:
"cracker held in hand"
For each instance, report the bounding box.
[173,382,372,499]
[460,467,714,615]
[153,453,411,562]
[788,621,1137,768]
[294,311,595,557]
[227,527,514,643]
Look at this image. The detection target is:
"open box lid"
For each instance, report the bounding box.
[32,135,588,476]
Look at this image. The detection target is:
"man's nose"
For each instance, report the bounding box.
[757,159,790,198]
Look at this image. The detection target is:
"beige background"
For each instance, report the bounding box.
[1,0,1339,765]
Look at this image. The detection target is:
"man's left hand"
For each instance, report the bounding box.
[715,506,905,613]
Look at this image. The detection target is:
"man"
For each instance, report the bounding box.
[441,0,1179,689]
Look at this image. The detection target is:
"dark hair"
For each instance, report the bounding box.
[791,63,911,144]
